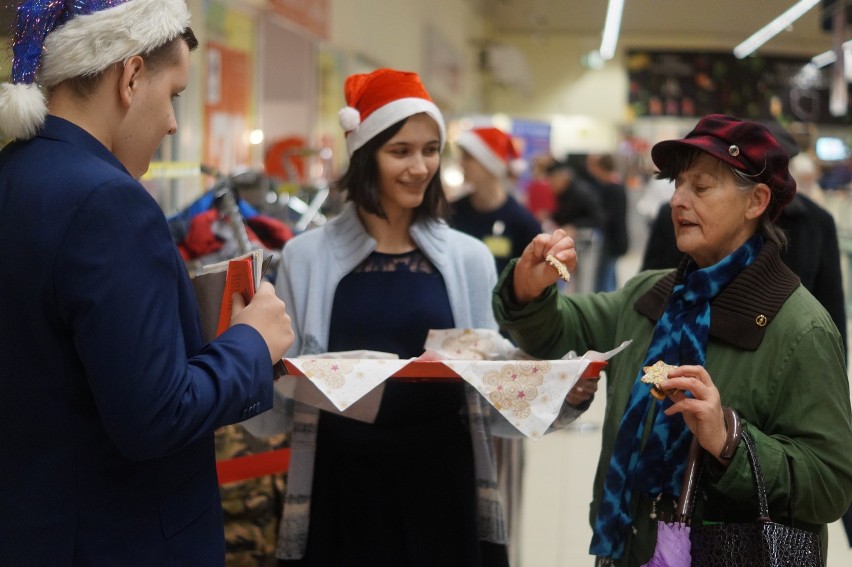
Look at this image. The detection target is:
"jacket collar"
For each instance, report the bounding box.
[39,115,129,175]
[325,203,450,274]
[633,241,800,350]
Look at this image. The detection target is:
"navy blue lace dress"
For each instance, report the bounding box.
[281,250,509,567]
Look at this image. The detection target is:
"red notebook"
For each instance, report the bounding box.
[214,256,256,337]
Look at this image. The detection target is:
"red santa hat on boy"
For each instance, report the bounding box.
[338,68,446,156]
[0,0,190,141]
[455,127,527,178]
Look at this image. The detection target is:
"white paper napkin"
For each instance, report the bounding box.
[287,356,409,411]
[285,333,633,439]
[443,358,589,439]
[424,330,633,438]
[423,328,518,360]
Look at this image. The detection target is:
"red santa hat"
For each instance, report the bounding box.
[0,0,190,141]
[338,68,446,156]
[455,127,527,178]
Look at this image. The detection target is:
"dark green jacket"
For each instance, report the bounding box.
[494,243,852,566]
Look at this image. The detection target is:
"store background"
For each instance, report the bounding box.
[2,0,852,564]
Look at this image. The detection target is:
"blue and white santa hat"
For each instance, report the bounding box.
[0,0,190,141]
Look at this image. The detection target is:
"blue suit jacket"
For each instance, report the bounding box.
[0,116,274,565]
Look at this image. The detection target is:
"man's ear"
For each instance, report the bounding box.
[119,55,145,107]
[746,183,771,220]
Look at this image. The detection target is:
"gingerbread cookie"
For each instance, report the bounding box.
[640,360,677,400]
[546,254,571,283]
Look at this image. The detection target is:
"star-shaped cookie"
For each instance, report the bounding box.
[640,360,677,400]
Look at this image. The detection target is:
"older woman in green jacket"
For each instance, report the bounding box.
[493,114,852,567]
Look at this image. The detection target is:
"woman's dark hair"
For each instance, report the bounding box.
[656,147,787,247]
[59,27,198,98]
[337,116,449,222]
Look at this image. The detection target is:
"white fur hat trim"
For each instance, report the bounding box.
[456,130,508,178]
[0,82,48,140]
[344,97,445,157]
[39,0,190,88]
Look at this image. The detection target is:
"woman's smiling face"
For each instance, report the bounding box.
[668,152,762,267]
[375,113,442,217]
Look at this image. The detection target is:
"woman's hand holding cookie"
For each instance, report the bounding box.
[661,365,728,463]
[513,229,577,304]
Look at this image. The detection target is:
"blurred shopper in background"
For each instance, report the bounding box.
[640,202,686,271]
[789,152,826,206]
[452,126,542,274]
[549,159,605,234]
[0,0,293,564]
[586,153,629,291]
[547,159,605,293]
[524,152,558,229]
[636,173,675,229]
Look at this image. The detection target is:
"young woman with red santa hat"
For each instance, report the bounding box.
[244,68,598,566]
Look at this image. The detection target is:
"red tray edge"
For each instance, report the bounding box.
[282,359,607,380]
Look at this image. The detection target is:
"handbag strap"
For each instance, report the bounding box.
[740,427,773,523]
[675,408,773,524]
[675,431,704,523]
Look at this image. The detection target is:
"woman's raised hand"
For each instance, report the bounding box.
[512,228,577,304]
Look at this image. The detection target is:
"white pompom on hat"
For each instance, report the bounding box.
[338,106,361,132]
[338,68,446,157]
[0,0,190,141]
[455,126,527,179]
[0,83,47,141]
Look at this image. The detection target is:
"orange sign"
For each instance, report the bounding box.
[269,0,329,40]
[204,42,252,172]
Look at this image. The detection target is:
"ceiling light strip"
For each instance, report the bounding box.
[599,0,625,60]
[812,39,852,67]
[733,0,822,59]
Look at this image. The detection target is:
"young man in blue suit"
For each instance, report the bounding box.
[0,0,294,564]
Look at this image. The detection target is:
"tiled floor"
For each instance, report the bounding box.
[514,247,852,566]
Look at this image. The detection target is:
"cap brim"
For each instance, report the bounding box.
[651,137,745,173]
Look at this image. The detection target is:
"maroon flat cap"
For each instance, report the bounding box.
[651,114,797,221]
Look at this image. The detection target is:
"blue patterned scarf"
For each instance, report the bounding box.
[590,234,762,561]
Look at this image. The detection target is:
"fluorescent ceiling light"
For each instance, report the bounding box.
[599,0,625,60]
[812,40,852,68]
[733,0,821,59]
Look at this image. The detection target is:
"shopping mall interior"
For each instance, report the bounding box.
[2,0,852,564]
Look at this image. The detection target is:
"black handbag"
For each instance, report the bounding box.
[685,424,823,567]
